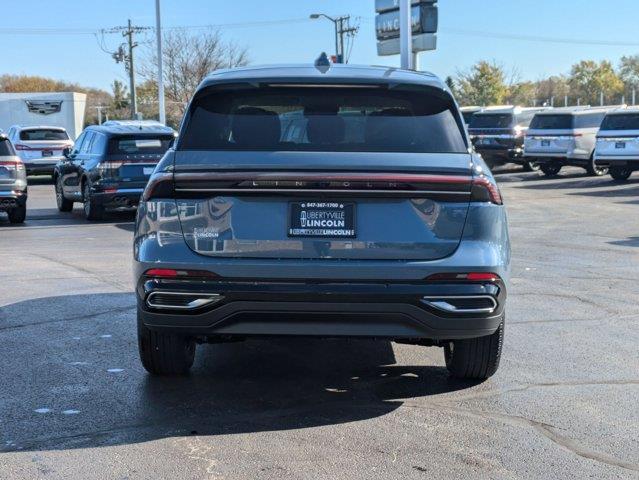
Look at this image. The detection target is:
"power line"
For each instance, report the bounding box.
[443,28,639,47]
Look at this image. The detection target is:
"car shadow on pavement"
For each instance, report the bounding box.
[566,184,639,197]
[26,176,55,186]
[609,236,639,247]
[0,293,478,453]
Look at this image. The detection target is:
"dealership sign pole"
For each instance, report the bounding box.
[399,0,412,69]
[375,0,438,69]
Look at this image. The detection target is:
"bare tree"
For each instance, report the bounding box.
[139,29,248,126]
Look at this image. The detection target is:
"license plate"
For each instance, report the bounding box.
[143,167,155,175]
[615,142,626,149]
[42,150,53,157]
[541,140,550,147]
[288,202,356,238]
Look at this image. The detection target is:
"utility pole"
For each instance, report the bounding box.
[125,20,138,119]
[155,0,166,124]
[101,21,151,120]
[399,0,413,70]
[309,14,359,64]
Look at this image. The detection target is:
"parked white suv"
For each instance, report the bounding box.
[7,125,73,176]
[594,108,639,181]
[524,106,620,176]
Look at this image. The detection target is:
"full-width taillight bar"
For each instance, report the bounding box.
[143,171,503,205]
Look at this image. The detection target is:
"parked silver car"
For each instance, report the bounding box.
[0,134,27,223]
[594,107,639,181]
[523,106,619,176]
[7,125,73,176]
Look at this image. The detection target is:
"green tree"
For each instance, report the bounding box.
[619,54,639,102]
[535,75,570,106]
[507,81,536,106]
[111,80,129,110]
[568,60,623,105]
[455,61,509,106]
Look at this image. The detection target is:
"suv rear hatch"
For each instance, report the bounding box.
[525,114,576,155]
[15,128,72,161]
[596,113,639,158]
[468,113,515,149]
[172,83,473,261]
[103,135,174,188]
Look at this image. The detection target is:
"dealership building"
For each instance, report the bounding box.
[0,92,87,140]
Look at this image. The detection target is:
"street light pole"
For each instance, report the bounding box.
[155,0,166,125]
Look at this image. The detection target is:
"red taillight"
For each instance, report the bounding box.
[144,268,216,278]
[14,144,30,151]
[0,160,25,170]
[426,272,501,282]
[471,177,502,205]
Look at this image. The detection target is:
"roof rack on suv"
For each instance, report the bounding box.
[102,120,166,127]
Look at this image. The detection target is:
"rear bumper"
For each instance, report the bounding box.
[0,191,27,211]
[93,188,144,209]
[137,279,506,340]
[524,151,590,161]
[474,144,523,164]
[24,162,58,175]
[594,157,639,167]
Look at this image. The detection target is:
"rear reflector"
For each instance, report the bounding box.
[426,272,501,282]
[144,268,216,278]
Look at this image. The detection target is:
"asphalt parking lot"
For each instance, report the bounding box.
[0,168,638,480]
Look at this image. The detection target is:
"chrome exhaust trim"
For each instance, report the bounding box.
[421,295,497,314]
[146,291,223,310]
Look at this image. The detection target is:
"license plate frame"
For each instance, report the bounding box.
[41,150,53,157]
[288,201,356,238]
[541,139,551,147]
[615,141,626,149]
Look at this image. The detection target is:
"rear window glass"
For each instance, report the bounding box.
[574,112,606,129]
[600,114,639,131]
[462,111,476,124]
[108,136,173,155]
[20,129,68,141]
[0,139,16,156]
[469,114,513,129]
[530,115,573,130]
[179,87,466,153]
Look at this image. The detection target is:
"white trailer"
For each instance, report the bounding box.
[0,92,86,140]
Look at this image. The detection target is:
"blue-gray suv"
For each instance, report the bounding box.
[134,64,511,379]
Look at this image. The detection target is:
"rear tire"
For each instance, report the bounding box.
[540,163,562,176]
[55,176,74,212]
[586,155,608,176]
[83,181,103,221]
[444,320,504,380]
[523,160,540,172]
[8,205,26,224]
[609,166,632,181]
[137,308,196,375]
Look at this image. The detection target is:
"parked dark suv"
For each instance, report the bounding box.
[53,121,176,220]
[469,106,549,171]
[134,65,511,379]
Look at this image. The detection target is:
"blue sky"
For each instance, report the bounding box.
[3,0,639,93]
